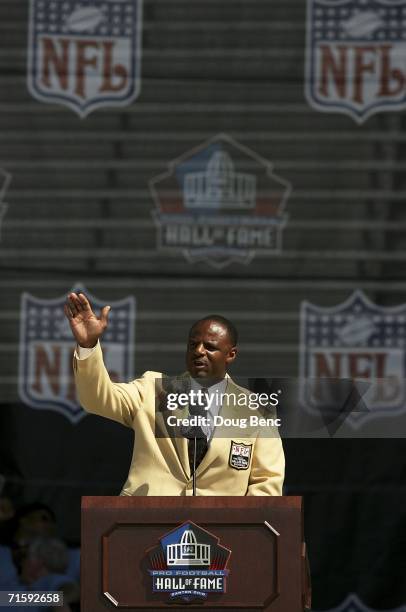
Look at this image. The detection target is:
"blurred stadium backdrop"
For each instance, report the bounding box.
[1,0,406,610]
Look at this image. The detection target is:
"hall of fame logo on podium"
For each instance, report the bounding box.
[150,133,290,268]
[146,521,231,602]
[305,0,406,123]
[19,284,135,424]
[27,0,143,117]
[299,290,406,426]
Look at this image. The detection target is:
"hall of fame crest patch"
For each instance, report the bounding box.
[229,441,252,470]
[27,0,143,117]
[19,285,135,424]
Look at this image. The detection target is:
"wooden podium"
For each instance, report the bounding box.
[81,496,309,611]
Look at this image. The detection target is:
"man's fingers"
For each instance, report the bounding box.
[64,304,73,320]
[70,292,87,312]
[68,295,79,315]
[78,293,91,311]
[100,305,111,327]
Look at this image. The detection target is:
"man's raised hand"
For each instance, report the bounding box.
[64,292,110,348]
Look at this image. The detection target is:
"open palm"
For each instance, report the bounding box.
[64,292,110,348]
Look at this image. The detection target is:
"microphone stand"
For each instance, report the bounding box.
[180,391,209,497]
[192,437,197,496]
[180,426,199,496]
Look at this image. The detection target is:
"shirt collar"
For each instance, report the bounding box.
[190,376,228,396]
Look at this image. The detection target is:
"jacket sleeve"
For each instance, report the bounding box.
[73,342,157,428]
[246,432,285,496]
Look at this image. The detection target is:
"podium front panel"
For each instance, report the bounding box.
[81,496,303,611]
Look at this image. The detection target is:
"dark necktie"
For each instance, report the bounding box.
[189,435,208,474]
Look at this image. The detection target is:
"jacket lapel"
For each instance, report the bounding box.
[195,376,252,475]
[170,408,190,479]
[158,373,191,479]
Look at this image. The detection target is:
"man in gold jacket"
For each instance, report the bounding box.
[65,292,285,497]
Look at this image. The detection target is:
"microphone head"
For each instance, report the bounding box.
[180,424,206,439]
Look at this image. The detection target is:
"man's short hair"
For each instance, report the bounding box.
[190,315,238,347]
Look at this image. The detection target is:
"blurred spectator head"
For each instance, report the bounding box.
[0,496,15,523]
[14,502,57,544]
[20,536,68,586]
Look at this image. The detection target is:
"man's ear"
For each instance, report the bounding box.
[226,347,237,364]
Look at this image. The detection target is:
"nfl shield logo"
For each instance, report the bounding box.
[27,0,143,117]
[229,441,252,470]
[150,134,290,268]
[19,285,135,424]
[300,290,406,425]
[0,169,11,242]
[305,0,406,123]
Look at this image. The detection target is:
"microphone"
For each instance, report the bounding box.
[180,423,206,496]
[180,392,209,496]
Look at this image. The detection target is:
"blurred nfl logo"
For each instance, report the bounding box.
[0,169,11,242]
[27,0,143,117]
[150,134,290,268]
[305,0,406,123]
[19,286,135,424]
[313,593,406,611]
[299,290,406,425]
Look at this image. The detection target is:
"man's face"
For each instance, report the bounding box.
[186,320,237,383]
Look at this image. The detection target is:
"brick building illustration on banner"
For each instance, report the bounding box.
[305,0,406,123]
[27,0,143,117]
[300,290,406,425]
[0,169,11,242]
[145,521,231,603]
[150,134,290,268]
[19,285,135,424]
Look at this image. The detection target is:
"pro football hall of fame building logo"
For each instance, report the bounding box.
[19,285,135,424]
[305,0,406,123]
[300,290,406,425]
[150,134,291,268]
[146,521,231,603]
[27,0,143,117]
